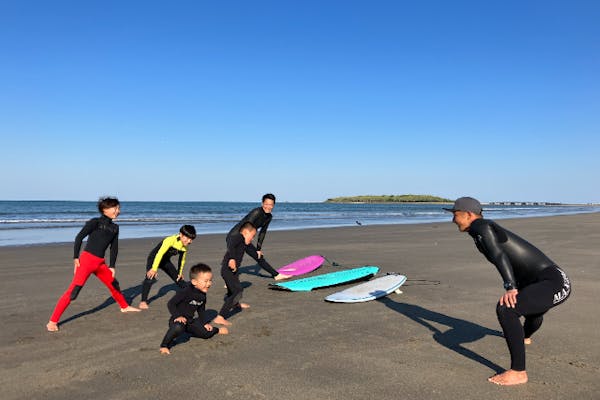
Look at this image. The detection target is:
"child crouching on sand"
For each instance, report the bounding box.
[160,263,228,354]
[139,225,197,310]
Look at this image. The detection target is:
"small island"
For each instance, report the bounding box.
[325,194,452,203]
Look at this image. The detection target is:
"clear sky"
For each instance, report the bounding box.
[1,1,598,203]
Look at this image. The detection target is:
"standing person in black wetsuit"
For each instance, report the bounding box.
[446,197,571,386]
[212,222,256,326]
[139,225,197,310]
[46,197,140,332]
[159,263,228,355]
[227,193,290,281]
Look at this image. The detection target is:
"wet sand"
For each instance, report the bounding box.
[1,213,599,399]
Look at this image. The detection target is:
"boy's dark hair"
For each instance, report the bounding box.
[97,197,120,213]
[189,263,212,280]
[180,225,197,239]
[240,222,257,233]
[262,193,276,203]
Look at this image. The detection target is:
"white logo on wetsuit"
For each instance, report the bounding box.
[553,268,571,305]
[189,300,204,306]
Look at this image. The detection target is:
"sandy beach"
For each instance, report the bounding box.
[1,213,599,400]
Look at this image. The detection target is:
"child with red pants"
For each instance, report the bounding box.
[46,197,139,332]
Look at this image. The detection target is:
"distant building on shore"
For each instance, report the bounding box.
[487,201,562,206]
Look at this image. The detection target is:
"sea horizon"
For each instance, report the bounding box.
[1,200,599,247]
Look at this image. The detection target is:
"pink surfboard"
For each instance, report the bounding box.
[277,255,325,276]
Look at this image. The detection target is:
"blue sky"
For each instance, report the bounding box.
[1,1,598,203]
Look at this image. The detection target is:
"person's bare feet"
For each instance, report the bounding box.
[160,347,170,355]
[139,301,149,310]
[218,327,229,335]
[274,273,291,281]
[239,302,250,309]
[213,315,232,326]
[488,370,528,385]
[524,338,532,345]
[120,305,141,313]
[46,321,59,332]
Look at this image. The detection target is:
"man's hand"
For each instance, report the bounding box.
[174,316,187,324]
[228,259,237,272]
[257,250,264,259]
[204,324,213,331]
[73,258,80,274]
[499,289,519,308]
[109,267,116,278]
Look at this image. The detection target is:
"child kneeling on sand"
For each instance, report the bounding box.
[160,263,228,354]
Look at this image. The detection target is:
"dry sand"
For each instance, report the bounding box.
[1,213,599,399]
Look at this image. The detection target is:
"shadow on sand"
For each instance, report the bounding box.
[378,297,504,373]
[58,282,180,326]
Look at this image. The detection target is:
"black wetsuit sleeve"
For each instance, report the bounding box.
[73,218,98,259]
[256,216,271,251]
[108,225,119,268]
[472,221,517,289]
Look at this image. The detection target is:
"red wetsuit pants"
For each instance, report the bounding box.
[50,251,129,323]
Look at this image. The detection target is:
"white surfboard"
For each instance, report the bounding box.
[324,273,407,303]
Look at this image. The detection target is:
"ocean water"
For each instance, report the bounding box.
[1,200,598,247]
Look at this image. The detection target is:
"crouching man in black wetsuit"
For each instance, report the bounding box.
[446,197,571,386]
[227,193,290,281]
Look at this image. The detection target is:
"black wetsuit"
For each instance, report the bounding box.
[74,215,119,268]
[160,283,218,349]
[219,232,247,317]
[227,207,278,277]
[468,218,571,371]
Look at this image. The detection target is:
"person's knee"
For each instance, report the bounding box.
[172,322,186,334]
[70,285,83,300]
[177,280,187,288]
[111,279,121,291]
[496,302,520,321]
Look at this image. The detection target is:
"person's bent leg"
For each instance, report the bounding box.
[187,318,219,339]
[523,313,545,343]
[48,258,94,326]
[216,266,242,323]
[162,261,187,288]
[245,244,279,277]
[160,320,186,350]
[95,263,132,309]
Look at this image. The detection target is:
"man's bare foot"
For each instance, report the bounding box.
[239,302,250,309]
[274,273,291,281]
[139,301,149,310]
[213,315,232,326]
[524,338,532,345]
[46,321,59,332]
[218,327,229,335]
[120,305,141,313]
[488,370,528,385]
[160,347,170,355]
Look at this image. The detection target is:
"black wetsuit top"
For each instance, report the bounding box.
[227,207,272,250]
[74,215,119,268]
[468,218,556,290]
[167,283,207,320]
[222,232,246,268]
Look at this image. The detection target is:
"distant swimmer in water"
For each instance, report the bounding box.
[445,197,571,386]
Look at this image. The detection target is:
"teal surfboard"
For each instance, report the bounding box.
[268,266,379,292]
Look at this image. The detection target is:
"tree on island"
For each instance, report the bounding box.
[325,194,452,203]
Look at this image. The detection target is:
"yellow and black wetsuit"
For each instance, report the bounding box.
[141,234,189,302]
